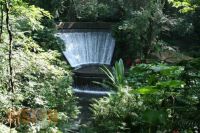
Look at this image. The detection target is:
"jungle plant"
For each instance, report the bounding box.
[129,63,200,132]
[101,59,126,90]
[0,0,79,132]
[113,0,171,60]
[90,60,200,132]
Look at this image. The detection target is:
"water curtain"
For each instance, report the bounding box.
[57,30,115,67]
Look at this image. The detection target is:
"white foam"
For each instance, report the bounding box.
[73,88,110,95]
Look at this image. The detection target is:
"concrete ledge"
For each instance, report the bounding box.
[56,22,113,29]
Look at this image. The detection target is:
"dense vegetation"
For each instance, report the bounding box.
[0,0,199,133]
[87,59,200,132]
[26,0,200,62]
[0,0,79,132]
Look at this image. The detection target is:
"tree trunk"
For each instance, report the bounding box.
[5,0,14,93]
[0,2,3,42]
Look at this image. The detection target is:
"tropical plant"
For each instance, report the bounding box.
[100,59,126,90]
[113,0,171,60]
[90,60,200,132]
[0,0,79,132]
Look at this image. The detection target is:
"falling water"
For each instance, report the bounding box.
[56,29,115,124]
[57,30,115,67]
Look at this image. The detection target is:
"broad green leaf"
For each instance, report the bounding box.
[133,86,159,94]
[156,80,185,88]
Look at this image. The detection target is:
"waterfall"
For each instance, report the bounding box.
[57,29,115,123]
[57,30,115,67]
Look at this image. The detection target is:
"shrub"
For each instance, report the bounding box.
[90,60,200,132]
[0,1,79,132]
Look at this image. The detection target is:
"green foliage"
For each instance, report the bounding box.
[168,0,199,13]
[74,0,106,21]
[26,0,200,61]
[0,1,79,132]
[142,110,168,125]
[26,0,150,21]
[101,59,125,90]
[113,0,170,59]
[127,63,184,88]
[31,28,65,53]
[26,0,76,21]
[91,90,144,133]
[193,7,200,38]
[90,60,200,132]
[11,1,51,31]
[170,17,194,38]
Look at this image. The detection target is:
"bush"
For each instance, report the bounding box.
[89,60,200,132]
[0,1,79,132]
